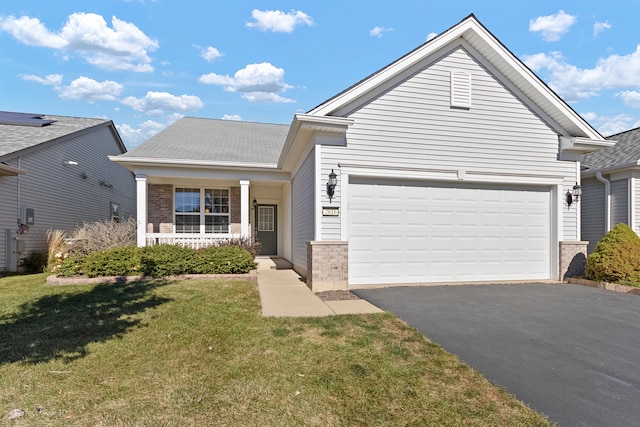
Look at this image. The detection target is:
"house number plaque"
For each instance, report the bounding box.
[322,207,340,217]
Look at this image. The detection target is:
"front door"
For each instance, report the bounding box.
[256,204,277,255]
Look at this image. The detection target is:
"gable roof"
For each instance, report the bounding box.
[582,127,640,172]
[0,113,121,158]
[119,117,290,168]
[307,14,605,143]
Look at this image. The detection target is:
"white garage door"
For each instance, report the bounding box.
[348,178,551,285]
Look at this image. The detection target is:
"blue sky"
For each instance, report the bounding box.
[1,1,638,148]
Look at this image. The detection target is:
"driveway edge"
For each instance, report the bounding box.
[565,277,640,295]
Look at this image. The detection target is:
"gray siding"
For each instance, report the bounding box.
[291,148,315,272]
[320,162,341,240]
[0,125,136,270]
[322,46,577,239]
[581,177,605,254]
[611,179,629,228]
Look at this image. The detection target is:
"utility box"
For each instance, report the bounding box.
[20,207,35,225]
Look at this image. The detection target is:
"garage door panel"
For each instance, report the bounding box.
[349,180,551,285]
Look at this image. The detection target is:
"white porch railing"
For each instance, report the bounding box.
[145,233,243,249]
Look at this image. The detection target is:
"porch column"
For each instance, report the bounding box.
[240,180,250,238]
[136,174,147,247]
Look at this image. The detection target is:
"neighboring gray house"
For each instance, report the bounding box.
[581,127,640,253]
[112,15,610,290]
[0,112,136,272]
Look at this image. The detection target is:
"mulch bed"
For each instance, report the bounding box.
[315,290,360,301]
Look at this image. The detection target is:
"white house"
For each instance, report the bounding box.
[111,15,611,290]
[0,112,136,272]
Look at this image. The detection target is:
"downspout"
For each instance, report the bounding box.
[16,156,21,226]
[596,171,611,232]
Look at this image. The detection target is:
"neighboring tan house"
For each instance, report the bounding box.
[581,127,640,253]
[111,15,611,290]
[0,111,136,272]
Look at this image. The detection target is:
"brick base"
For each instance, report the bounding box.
[306,241,348,292]
[559,241,588,280]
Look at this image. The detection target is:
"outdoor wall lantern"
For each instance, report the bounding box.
[327,169,338,203]
[253,198,257,208]
[566,183,582,208]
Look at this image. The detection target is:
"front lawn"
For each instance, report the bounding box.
[0,274,552,426]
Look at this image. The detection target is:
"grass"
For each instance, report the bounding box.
[0,273,553,426]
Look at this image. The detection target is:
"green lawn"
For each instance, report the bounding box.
[0,274,552,426]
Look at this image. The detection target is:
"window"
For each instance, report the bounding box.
[175,188,229,233]
[111,203,120,223]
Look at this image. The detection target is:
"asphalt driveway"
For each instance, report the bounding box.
[353,283,640,427]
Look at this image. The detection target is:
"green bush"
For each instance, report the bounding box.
[82,246,141,278]
[195,246,257,274]
[55,255,85,277]
[23,250,48,273]
[585,223,640,285]
[140,244,198,277]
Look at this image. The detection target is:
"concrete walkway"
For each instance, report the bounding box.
[256,257,383,317]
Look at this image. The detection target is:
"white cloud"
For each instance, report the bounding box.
[523,46,640,102]
[370,26,393,38]
[616,90,640,108]
[593,21,612,37]
[57,76,123,103]
[426,32,438,42]
[246,9,313,33]
[196,45,222,62]
[0,12,158,71]
[19,73,63,85]
[222,114,242,121]
[241,92,295,103]
[529,10,576,42]
[121,91,203,115]
[199,62,295,103]
[581,112,640,136]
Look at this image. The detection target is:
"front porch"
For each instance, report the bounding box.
[135,174,291,260]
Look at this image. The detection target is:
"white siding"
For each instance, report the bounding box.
[611,179,628,228]
[0,125,136,270]
[291,148,315,273]
[636,179,640,233]
[581,177,605,254]
[322,46,577,239]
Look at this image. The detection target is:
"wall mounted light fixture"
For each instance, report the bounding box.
[326,169,338,203]
[566,183,582,208]
[62,160,78,166]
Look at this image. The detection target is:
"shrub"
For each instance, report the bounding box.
[68,218,137,256]
[139,244,198,277]
[195,246,257,274]
[55,255,85,277]
[46,229,67,267]
[82,246,141,278]
[23,250,48,273]
[585,223,640,284]
[215,237,262,257]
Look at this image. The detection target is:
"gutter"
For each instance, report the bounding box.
[596,171,611,232]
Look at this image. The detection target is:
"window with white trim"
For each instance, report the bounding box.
[175,187,229,233]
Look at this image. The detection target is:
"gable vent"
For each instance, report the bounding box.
[450,71,471,109]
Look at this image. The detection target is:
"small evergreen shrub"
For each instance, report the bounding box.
[23,250,48,273]
[139,244,198,277]
[195,246,257,274]
[585,223,640,285]
[82,246,141,278]
[55,255,85,277]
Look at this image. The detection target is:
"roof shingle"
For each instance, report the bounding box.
[582,127,640,170]
[122,117,290,166]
